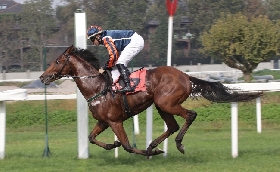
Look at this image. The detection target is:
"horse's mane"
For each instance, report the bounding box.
[67,46,100,70]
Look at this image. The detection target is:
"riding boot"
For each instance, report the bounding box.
[116,64,134,93]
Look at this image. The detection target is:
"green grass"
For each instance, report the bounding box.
[1,121,280,172]
[6,92,280,128]
[253,69,280,79]
[234,69,280,81]
[1,91,280,172]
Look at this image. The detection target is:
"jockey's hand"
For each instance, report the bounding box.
[99,68,105,74]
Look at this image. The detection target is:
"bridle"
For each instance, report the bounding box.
[56,53,71,78]
[55,52,109,103]
[57,53,101,79]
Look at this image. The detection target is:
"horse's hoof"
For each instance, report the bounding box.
[155,148,164,154]
[146,147,153,156]
[114,141,121,147]
[177,144,185,154]
[88,137,94,144]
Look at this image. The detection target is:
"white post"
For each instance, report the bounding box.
[256,97,262,133]
[167,16,173,66]
[164,15,173,156]
[146,105,153,150]
[75,10,89,159]
[163,123,168,157]
[231,102,238,158]
[114,135,118,158]
[0,101,6,159]
[133,115,140,135]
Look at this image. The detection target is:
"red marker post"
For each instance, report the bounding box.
[164,0,177,157]
[166,0,177,66]
[166,0,178,16]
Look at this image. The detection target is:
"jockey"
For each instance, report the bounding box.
[87,25,144,93]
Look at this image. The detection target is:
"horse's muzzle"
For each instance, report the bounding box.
[40,74,56,85]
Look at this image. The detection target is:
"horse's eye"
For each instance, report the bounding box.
[56,60,60,64]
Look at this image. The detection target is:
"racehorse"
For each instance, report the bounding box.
[40,45,262,157]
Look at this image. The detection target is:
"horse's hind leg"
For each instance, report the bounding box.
[88,121,121,150]
[109,121,164,157]
[155,101,197,154]
[175,110,197,154]
[146,106,180,155]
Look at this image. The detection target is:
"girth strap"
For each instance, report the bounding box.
[86,70,133,118]
[121,93,133,118]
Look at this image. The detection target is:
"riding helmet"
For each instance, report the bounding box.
[87,25,102,40]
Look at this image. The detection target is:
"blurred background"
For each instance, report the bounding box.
[0,0,280,73]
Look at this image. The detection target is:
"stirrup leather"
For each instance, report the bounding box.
[116,64,135,93]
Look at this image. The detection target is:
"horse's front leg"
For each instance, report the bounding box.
[88,121,121,150]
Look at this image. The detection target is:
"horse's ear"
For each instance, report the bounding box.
[65,45,74,54]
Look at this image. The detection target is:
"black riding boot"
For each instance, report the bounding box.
[116,64,134,93]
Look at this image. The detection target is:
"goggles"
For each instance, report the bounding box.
[89,36,96,42]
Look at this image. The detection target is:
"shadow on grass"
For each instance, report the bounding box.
[239,147,280,157]
[88,149,206,166]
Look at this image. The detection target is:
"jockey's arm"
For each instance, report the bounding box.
[103,37,119,70]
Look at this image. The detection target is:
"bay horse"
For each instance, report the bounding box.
[40,45,261,157]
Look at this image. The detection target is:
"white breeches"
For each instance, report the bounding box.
[112,32,144,82]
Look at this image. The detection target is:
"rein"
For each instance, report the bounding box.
[58,74,101,79]
[60,73,108,103]
[59,73,108,103]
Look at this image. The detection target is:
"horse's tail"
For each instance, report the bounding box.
[189,76,262,103]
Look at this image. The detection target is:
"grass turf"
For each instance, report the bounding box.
[1,120,280,172]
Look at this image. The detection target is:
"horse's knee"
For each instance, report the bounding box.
[88,135,95,144]
[187,110,197,123]
[174,123,180,132]
[168,123,180,133]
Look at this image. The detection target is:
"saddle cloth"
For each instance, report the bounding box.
[112,68,147,94]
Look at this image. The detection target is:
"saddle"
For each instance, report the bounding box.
[113,67,147,94]
[102,67,147,118]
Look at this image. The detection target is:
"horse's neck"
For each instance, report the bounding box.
[70,58,104,99]
[71,63,98,78]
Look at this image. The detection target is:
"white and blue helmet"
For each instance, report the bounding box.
[87,25,103,40]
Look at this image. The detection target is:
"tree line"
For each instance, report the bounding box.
[1,0,280,81]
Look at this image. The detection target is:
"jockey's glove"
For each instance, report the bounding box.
[99,68,105,74]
